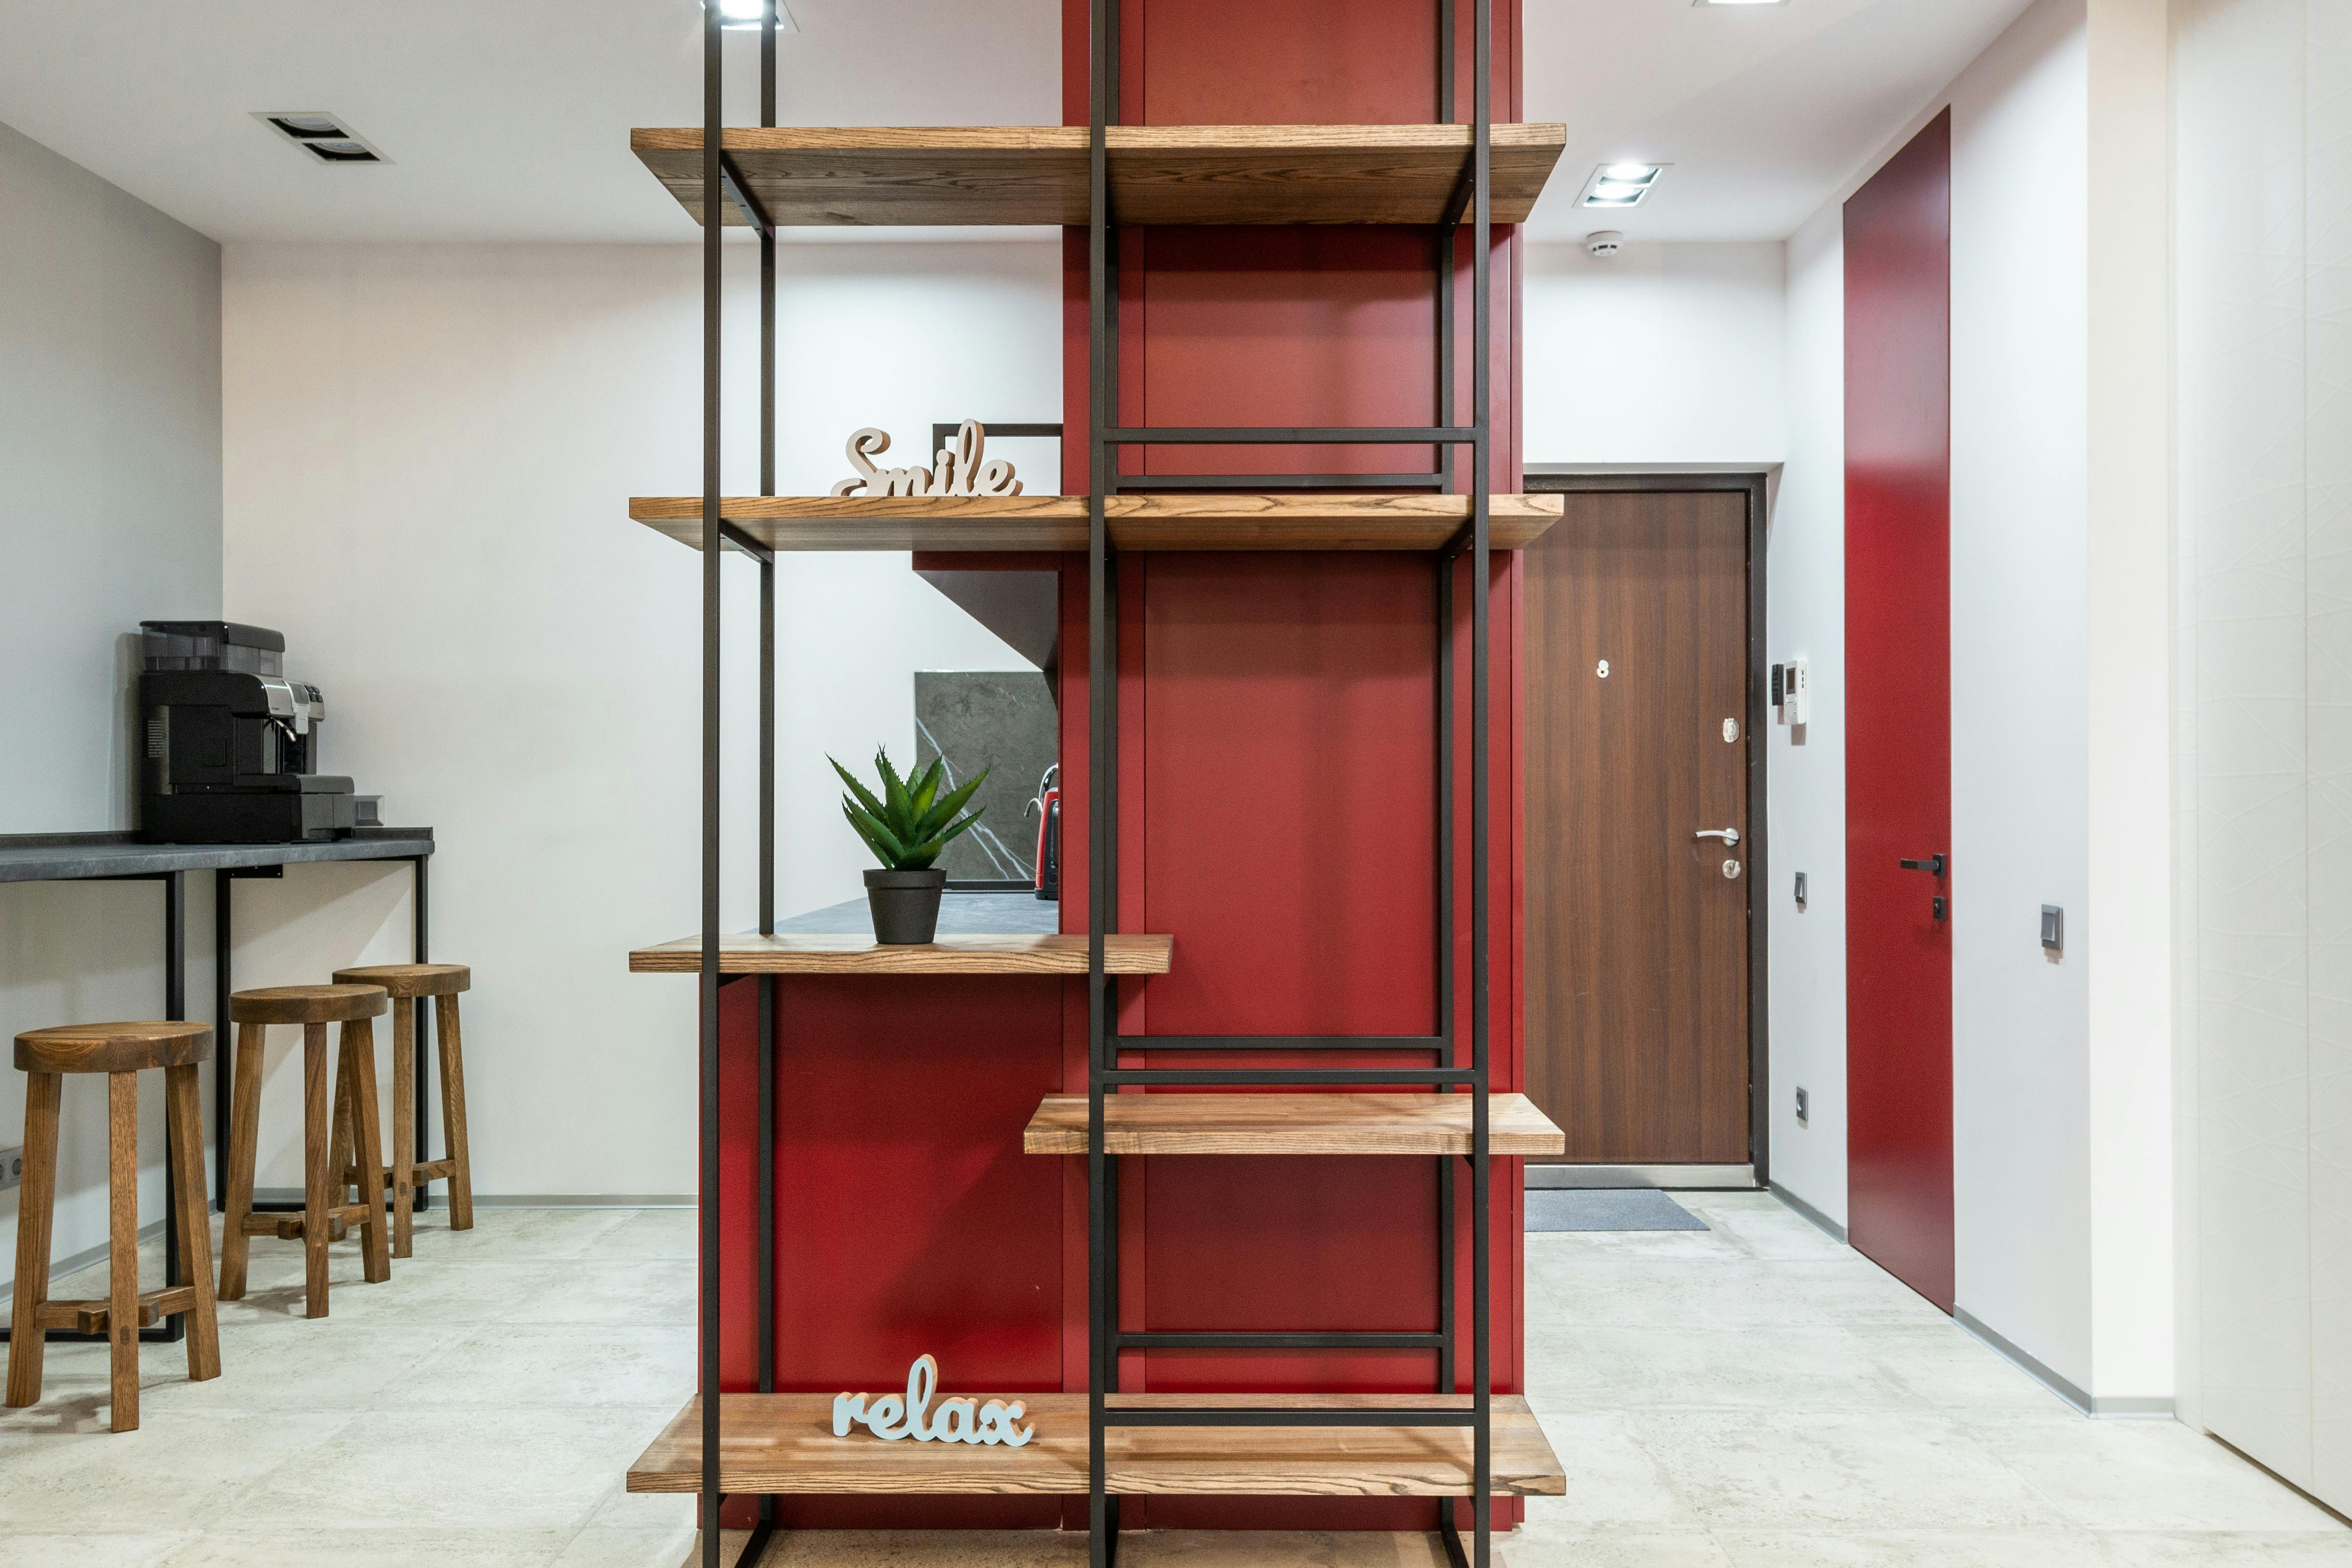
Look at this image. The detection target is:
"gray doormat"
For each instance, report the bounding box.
[1527,1187,1708,1232]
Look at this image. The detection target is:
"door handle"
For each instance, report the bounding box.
[1695,828,1741,846]
[1900,854,1947,876]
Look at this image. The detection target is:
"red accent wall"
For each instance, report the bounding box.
[1055,0,1530,1533]
[1844,110,1956,1314]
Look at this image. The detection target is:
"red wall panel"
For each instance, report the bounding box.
[1844,110,1956,1314]
[714,975,1069,1529]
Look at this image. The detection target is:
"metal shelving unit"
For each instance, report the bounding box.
[1078,0,1498,1560]
[673,0,1513,1560]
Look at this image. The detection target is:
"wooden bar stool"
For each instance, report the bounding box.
[7,1022,221,1432]
[218,984,391,1318]
[331,964,473,1258]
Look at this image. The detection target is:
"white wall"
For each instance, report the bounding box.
[220,239,1056,1199]
[1764,203,1850,1227]
[0,117,222,1282]
[1522,241,1787,467]
[2174,0,2352,1512]
[1947,0,2096,1389]
[1769,0,2176,1406]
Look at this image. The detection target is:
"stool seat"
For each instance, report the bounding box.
[16,1022,212,1076]
[333,962,470,999]
[229,984,389,1026]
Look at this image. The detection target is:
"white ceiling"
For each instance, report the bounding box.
[1523,0,2034,242]
[0,0,2029,247]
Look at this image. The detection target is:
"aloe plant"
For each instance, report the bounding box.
[831,748,989,871]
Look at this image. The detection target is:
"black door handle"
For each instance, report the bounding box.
[1900,854,1947,877]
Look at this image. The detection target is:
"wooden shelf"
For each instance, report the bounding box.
[1023,1093,1566,1155]
[633,123,1566,228]
[627,1393,1564,1497]
[630,492,1561,553]
[628,932,1172,976]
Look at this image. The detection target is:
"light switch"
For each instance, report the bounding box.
[1794,871,1808,909]
[2041,905,2063,953]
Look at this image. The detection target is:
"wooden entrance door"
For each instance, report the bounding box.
[1524,488,1753,1165]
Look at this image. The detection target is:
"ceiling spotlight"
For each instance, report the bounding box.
[253,112,389,166]
[710,0,801,28]
[1579,163,1665,208]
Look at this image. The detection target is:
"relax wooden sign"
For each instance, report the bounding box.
[832,1354,1035,1447]
[830,420,1024,499]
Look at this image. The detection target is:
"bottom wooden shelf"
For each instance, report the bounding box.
[627,1393,1564,1497]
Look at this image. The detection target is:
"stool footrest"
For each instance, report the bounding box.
[35,1286,200,1335]
[381,1159,457,1186]
[239,1203,371,1242]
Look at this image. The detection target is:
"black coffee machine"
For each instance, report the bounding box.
[138,621,357,843]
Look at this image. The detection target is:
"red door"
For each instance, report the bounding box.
[1843,111,1954,1313]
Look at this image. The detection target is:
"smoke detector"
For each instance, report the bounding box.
[253,112,389,165]
[1586,231,1625,259]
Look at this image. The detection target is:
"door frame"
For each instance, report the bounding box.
[1520,467,1771,1188]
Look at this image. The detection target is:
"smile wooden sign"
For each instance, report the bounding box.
[832,1354,1035,1447]
[829,420,1025,500]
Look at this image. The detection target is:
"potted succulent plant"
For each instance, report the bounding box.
[832,748,989,945]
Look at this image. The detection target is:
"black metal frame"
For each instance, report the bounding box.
[0,844,432,1349]
[1082,0,1494,1563]
[697,6,782,1567]
[1520,468,1772,1186]
[688,0,1498,1559]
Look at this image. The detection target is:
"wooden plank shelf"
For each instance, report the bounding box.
[1023,1093,1567,1155]
[630,492,1561,553]
[626,1393,1564,1497]
[632,123,1567,228]
[627,932,1172,976]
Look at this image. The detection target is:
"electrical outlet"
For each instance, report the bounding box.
[1794,1088,1809,1127]
[0,1145,22,1192]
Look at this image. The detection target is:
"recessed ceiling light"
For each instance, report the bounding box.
[1579,163,1665,208]
[252,112,389,166]
[710,0,802,29]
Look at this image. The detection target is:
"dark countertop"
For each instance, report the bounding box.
[0,828,436,884]
[775,889,1060,937]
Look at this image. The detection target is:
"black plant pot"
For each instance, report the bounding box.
[865,868,947,945]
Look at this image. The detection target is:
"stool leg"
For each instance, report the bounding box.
[437,993,475,1231]
[218,1023,264,1301]
[391,997,416,1257]
[327,1067,358,1236]
[165,1064,221,1383]
[301,1021,332,1318]
[105,1071,139,1433]
[5,1071,62,1408]
[341,1018,392,1285]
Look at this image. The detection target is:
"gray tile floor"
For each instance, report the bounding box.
[0,1193,2344,1566]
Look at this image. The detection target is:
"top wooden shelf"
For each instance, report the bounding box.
[632,124,1567,228]
[630,492,1560,553]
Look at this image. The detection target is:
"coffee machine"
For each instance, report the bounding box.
[137,621,357,843]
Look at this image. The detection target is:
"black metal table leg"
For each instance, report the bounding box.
[412,854,431,1213]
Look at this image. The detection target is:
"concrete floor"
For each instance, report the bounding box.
[0,1193,2346,1566]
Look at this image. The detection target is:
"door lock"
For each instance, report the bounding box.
[1933,895,1947,920]
[1899,854,1947,876]
[1696,828,1741,847]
